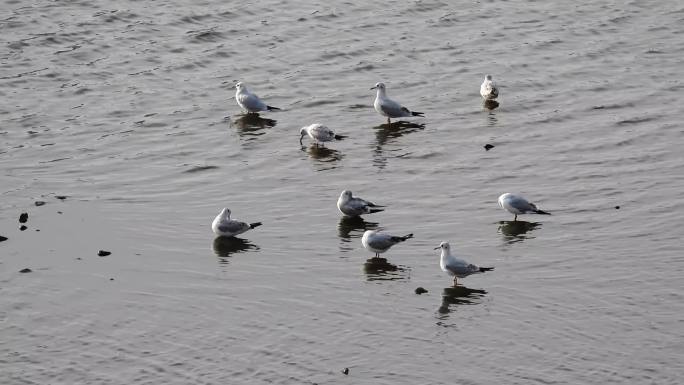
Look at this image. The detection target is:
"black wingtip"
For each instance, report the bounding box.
[480,267,494,272]
[368,208,384,214]
[535,210,551,215]
[404,233,414,240]
[334,134,346,140]
[411,111,424,117]
[266,106,281,111]
[249,222,263,229]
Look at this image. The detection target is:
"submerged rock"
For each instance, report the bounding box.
[484,144,495,151]
[55,195,68,200]
[341,368,349,375]
[98,250,111,257]
[0,235,7,242]
[19,212,28,223]
[34,201,46,206]
[20,225,27,231]
[415,287,428,295]
[19,268,32,273]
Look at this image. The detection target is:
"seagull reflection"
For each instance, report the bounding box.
[363,257,409,281]
[338,216,378,252]
[230,113,277,138]
[212,236,260,262]
[301,143,343,163]
[374,121,425,147]
[497,220,541,244]
[372,121,425,169]
[437,285,488,314]
[483,99,499,111]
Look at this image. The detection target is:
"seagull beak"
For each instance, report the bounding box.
[299,132,304,144]
[370,86,377,90]
[433,246,440,250]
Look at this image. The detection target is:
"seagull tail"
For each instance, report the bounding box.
[534,209,551,215]
[479,267,494,272]
[334,134,346,140]
[266,105,281,111]
[394,233,413,242]
[368,208,384,214]
[411,111,424,117]
[249,222,263,229]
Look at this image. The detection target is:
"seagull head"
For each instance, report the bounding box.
[340,190,353,200]
[219,208,231,218]
[434,241,450,252]
[235,82,246,92]
[370,82,386,91]
[484,74,493,81]
[299,126,308,144]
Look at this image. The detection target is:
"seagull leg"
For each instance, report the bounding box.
[514,214,518,221]
[387,117,391,125]
[453,276,458,286]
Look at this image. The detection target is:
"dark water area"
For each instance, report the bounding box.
[2,1,684,384]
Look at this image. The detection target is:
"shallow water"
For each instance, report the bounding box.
[2,1,684,384]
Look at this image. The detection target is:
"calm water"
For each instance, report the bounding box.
[2,1,684,384]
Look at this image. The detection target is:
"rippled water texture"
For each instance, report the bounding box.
[2,1,684,384]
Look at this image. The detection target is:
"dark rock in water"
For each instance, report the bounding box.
[20,225,27,231]
[19,212,28,223]
[342,368,349,375]
[484,144,495,151]
[35,229,40,232]
[34,201,46,206]
[98,250,112,257]
[0,235,7,242]
[615,206,620,209]
[19,268,32,273]
[55,195,68,200]
[415,287,428,294]
[109,278,114,281]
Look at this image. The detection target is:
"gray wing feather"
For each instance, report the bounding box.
[239,93,267,111]
[219,220,249,234]
[380,99,411,118]
[508,196,535,213]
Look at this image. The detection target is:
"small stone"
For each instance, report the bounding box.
[19,268,32,273]
[19,212,28,223]
[342,368,349,375]
[484,144,495,151]
[55,195,68,200]
[34,201,46,206]
[20,225,27,231]
[109,278,114,281]
[415,287,428,295]
[98,250,111,257]
[615,206,620,209]
[0,235,7,242]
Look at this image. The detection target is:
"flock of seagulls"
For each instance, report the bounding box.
[218,76,551,286]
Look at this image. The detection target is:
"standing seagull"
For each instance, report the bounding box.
[480,75,499,100]
[212,208,262,237]
[361,230,413,257]
[235,82,281,113]
[498,193,550,221]
[299,124,344,146]
[337,190,384,217]
[435,241,494,285]
[371,82,424,124]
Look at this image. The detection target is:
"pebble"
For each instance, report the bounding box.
[98,250,111,257]
[34,201,46,206]
[484,144,495,151]
[0,235,7,242]
[342,368,349,375]
[615,206,620,209]
[55,195,68,200]
[20,225,27,231]
[415,287,428,295]
[19,268,32,273]
[19,212,28,223]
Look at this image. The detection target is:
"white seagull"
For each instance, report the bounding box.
[371,82,424,124]
[337,190,384,217]
[435,241,494,285]
[498,193,550,221]
[480,74,499,100]
[299,123,344,146]
[212,208,262,237]
[361,230,413,257]
[235,82,280,113]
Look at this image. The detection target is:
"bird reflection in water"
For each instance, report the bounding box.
[437,285,488,315]
[372,121,425,169]
[301,143,343,163]
[363,257,409,281]
[212,236,260,264]
[337,216,378,252]
[483,99,499,111]
[497,220,541,244]
[230,113,277,139]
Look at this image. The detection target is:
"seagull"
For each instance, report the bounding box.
[361,230,413,257]
[235,82,281,113]
[498,193,550,221]
[212,208,262,237]
[435,241,494,285]
[371,82,424,124]
[480,74,499,100]
[337,190,384,217]
[299,123,344,146]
